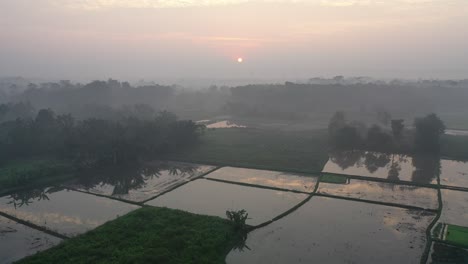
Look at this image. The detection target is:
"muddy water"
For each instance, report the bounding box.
[0,215,61,264]
[227,196,435,264]
[0,188,139,237]
[318,178,439,209]
[439,189,468,227]
[146,179,308,226]
[323,151,441,185]
[204,167,318,193]
[65,162,215,202]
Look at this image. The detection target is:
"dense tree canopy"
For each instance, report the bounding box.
[0,107,203,167]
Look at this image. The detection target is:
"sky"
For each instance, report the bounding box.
[0,0,467,81]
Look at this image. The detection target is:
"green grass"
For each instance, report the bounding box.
[446,225,468,248]
[18,207,241,264]
[170,128,329,173]
[321,174,349,184]
[0,158,75,194]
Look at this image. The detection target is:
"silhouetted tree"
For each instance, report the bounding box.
[414,113,445,152]
[391,119,404,138]
[366,125,392,151]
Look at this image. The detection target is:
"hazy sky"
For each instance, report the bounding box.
[1,0,467,81]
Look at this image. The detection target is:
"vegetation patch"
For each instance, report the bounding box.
[321,174,348,184]
[446,225,468,248]
[18,206,242,264]
[0,158,74,193]
[169,128,329,173]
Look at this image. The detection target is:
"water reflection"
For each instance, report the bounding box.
[206,120,246,129]
[0,188,138,237]
[0,215,61,263]
[325,151,441,184]
[318,178,439,209]
[227,197,434,264]
[6,186,64,209]
[66,161,214,202]
[146,179,308,226]
[204,167,318,193]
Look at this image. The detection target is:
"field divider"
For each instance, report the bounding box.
[0,210,69,240]
[420,179,444,264]
[439,185,468,193]
[203,178,312,195]
[140,166,223,204]
[321,172,439,189]
[315,192,438,212]
[164,158,323,175]
[248,174,322,231]
[63,187,143,206]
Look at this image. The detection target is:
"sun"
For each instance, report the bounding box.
[237,57,243,63]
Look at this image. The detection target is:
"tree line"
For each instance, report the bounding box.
[0,105,204,167]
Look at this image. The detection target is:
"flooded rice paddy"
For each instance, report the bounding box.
[318,178,439,209]
[0,215,61,264]
[1,158,468,263]
[227,197,435,264]
[204,167,318,193]
[64,161,215,202]
[322,151,438,184]
[145,179,308,226]
[0,188,139,237]
[439,189,468,227]
[439,159,468,189]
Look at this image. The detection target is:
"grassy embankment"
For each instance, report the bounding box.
[18,207,242,264]
[0,158,75,195]
[169,128,330,173]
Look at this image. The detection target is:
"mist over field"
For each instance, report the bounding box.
[1,1,468,264]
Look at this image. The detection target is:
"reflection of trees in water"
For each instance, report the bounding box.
[411,155,440,184]
[329,150,364,170]
[76,162,198,195]
[364,152,390,173]
[330,151,440,184]
[6,186,64,208]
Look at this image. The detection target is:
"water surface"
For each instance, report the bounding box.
[439,160,468,189]
[204,167,318,193]
[0,187,139,237]
[146,179,308,226]
[206,120,246,128]
[227,197,435,264]
[0,215,61,264]
[318,178,439,209]
[439,189,468,227]
[65,161,215,202]
[323,151,440,185]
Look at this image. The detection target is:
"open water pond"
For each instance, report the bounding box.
[64,161,215,202]
[322,151,440,185]
[204,167,318,193]
[227,196,435,264]
[439,160,468,189]
[439,189,468,227]
[206,120,246,129]
[145,179,308,226]
[318,178,439,209]
[0,187,139,237]
[0,215,61,264]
